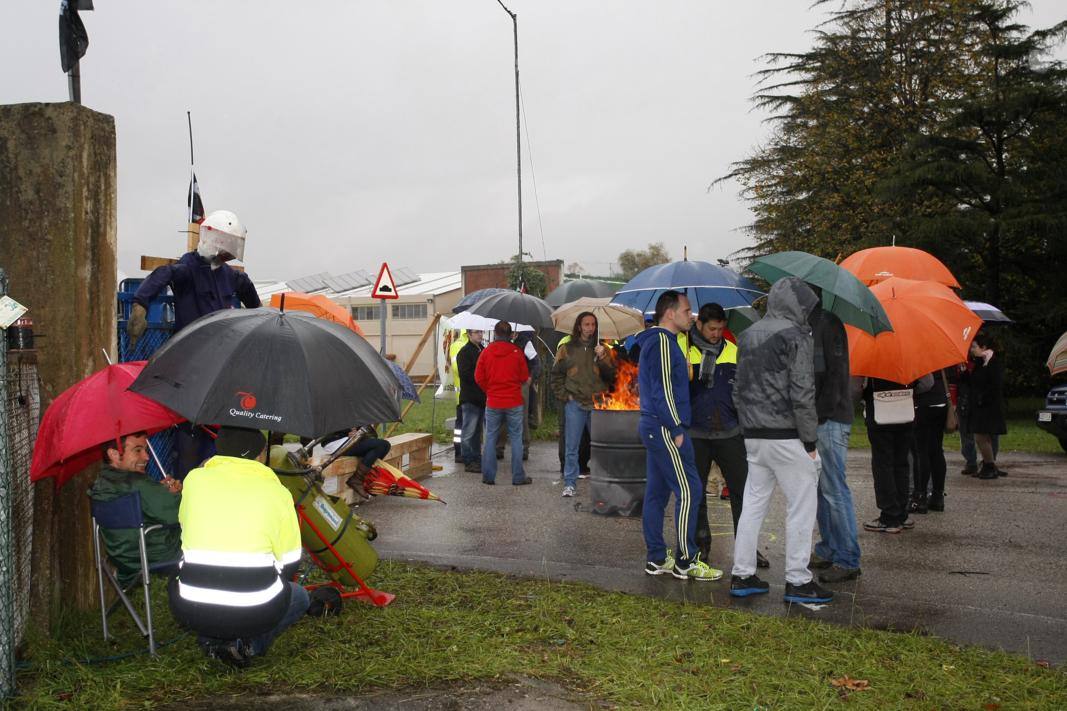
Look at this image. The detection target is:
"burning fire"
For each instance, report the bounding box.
[594,354,640,411]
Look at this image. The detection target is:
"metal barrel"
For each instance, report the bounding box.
[588,409,645,517]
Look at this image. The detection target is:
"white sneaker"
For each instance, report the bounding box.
[561,485,576,498]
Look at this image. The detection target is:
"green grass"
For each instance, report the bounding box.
[849,397,1064,454]
[15,562,1065,709]
[390,393,561,444]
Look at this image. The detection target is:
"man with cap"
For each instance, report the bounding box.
[168,426,308,668]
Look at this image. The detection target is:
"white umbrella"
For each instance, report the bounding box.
[448,310,534,333]
[551,297,645,341]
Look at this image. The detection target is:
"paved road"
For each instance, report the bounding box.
[361,441,1067,664]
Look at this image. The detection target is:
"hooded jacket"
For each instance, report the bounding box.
[134,252,261,332]
[735,277,819,450]
[88,466,182,585]
[474,340,529,409]
[636,326,691,438]
[456,339,486,407]
[550,337,616,409]
[688,330,740,438]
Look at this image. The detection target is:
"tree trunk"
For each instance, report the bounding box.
[0,102,118,627]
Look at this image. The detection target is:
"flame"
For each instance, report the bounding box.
[594,352,640,411]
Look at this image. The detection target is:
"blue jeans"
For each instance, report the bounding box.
[460,403,484,464]
[481,406,526,483]
[246,583,310,657]
[563,400,591,487]
[814,420,861,569]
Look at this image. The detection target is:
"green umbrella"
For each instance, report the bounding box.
[747,251,893,335]
[726,306,761,335]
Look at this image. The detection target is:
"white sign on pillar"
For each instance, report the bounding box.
[372,263,400,355]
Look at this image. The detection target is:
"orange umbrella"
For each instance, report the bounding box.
[840,246,960,288]
[847,277,981,384]
[269,292,364,336]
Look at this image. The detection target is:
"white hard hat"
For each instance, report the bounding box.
[198,209,247,262]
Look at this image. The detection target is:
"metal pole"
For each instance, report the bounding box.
[379,299,387,356]
[495,0,522,264]
[67,60,81,104]
[0,269,15,698]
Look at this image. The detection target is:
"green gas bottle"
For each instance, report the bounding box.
[270,445,378,586]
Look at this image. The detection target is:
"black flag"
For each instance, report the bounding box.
[188,174,205,223]
[59,1,93,73]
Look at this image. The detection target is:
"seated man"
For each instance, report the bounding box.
[88,432,182,586]
[169,427,308,668]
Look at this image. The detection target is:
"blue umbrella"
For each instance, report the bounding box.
[452,288,512,314]
[387,360,420,402]
[612,260,764,314]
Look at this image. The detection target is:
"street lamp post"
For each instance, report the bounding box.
[494,0,522,265]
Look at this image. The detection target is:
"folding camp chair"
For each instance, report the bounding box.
[90,491,180,655]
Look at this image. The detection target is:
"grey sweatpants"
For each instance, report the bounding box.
[731,438,820,585]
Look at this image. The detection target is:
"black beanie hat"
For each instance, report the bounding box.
[215,427,267,460]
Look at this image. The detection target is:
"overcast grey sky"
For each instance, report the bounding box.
[3,1,1064,282]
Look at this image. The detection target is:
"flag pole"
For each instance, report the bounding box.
[186,111,195,225]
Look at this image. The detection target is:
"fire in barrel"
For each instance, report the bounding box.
[589,354,647,517]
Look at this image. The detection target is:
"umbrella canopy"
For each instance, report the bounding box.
[466,291,554,330]
[612,260,764,315]
[452,288,512,314]
[30,362,185,487]
[269,291,364,336]
[551,297,645,340]
[361,460,444,503]
[840,246,960,288]
[1048,331,1067,376]
[130,308,402,438]
[544,279,619,307]
[725,306,762,335]
[448,311,535,333]
[847,277,982,384]
[964,300,1012,324]
[387,361,420,403]
[748,251,893,335]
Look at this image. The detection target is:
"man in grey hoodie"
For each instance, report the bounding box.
[729,278,833,604]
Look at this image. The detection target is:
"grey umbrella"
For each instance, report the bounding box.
[544,279,619,307]
[466,291,554,330]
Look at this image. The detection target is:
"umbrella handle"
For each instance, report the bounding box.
[146,439,170,479]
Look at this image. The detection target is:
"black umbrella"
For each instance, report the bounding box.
[544,279,619,307]
[466,291,554,330]
[452,288,512,314]
[129,308,401,438]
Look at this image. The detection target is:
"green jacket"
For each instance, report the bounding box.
[550,338,616,409]
[88,466,182,584]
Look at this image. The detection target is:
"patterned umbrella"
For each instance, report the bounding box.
[361,460,444,503]
[1048,331,1067,376]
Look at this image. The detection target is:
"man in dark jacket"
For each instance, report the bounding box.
[456,329,487,473]
[637,291,721,582]
[475,321,531,485]
[128,210,261,480]
[810,308,862,583]
[88,432,182,586]
[687,303,767,568]
[730,277,832,604]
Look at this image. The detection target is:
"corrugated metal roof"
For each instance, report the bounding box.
[338,271,461,297]
[254,269,461,300]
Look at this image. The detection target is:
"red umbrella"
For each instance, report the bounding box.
[30,361,185,487]
[361,461,444,504]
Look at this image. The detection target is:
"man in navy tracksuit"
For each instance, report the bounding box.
[636,290,722,581]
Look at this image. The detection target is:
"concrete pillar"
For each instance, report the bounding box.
[0,102,118,621]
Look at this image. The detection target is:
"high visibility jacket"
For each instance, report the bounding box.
[170,456,302,639]
[677,332,702,381]
[449,332,468,391]
[689,339,741,435]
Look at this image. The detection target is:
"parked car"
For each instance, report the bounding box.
[1036,383,1067,452]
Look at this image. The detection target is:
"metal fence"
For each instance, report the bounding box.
[0,268,37,699]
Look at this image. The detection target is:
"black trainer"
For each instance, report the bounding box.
[928,491,945,512]
[784,580,834,604]
[818,565,861,583]
[978,463,998,480]
[464,462,482,474]
[730,575,770,597]
[808,553,833,570]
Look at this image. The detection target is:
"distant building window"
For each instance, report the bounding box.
[353,305,380,321]
[391,303,427,320]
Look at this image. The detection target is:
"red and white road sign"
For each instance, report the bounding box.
[371,262,400,300]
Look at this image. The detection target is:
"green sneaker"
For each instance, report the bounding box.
[672,554,723,581]
[644,548,676,576]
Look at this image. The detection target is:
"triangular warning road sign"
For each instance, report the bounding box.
[371,262,400,299]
